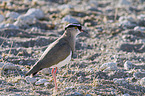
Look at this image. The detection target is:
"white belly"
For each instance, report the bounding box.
[50,51,72,68]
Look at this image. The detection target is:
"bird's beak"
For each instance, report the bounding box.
[81,29,88,34]
[80,26,87,33]
[81,30,84,32]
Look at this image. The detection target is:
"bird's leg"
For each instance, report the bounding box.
[52,67,58,90]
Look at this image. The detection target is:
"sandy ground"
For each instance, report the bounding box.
[0,0,145,95]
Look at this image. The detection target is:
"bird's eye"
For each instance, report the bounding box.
[74,27,78,29]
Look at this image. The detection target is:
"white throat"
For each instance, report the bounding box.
[74,28,81,37]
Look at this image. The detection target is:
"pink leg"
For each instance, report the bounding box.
[52,67,58,90]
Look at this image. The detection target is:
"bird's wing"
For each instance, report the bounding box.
[25,38,72,76]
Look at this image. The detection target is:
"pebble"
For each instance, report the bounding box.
[113,78,127,85]
[61,15,79,23]
[44,82,53,88]
[7,94,21,96]
[7,76,22,83]
[140,77,145,87]
[65,86,75,91]
[67,92,83,96]
[14,14,36,27]
[25,8,44,19]
[123,93,130,96]
[0,23,19,29]
[133,72,145,79]
[124,61,134,70]
[119,16,134,22]
[0,24,5,29]
[0,55,2,58]
[85,94,92,96]
[35,79,48,85]
[6,12,20,20]
[0,15,5,23]
[25,76,37,84]
[78,76,84,83]
[23,0,32,3]
[137,14,145,20]
[119,20,136,28]
[30,27,41,32]
[99,62,118,71]
[13,8,44,27]
[41,68,51,75]
[117,0,131,7]
[88,0,98,7]
[134,26,145,32]
[118,16,136,28]
[0,62,20,70]
[5,23,19,29]
[58,4,73,10]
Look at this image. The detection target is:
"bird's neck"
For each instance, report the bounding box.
[62,31,76,52]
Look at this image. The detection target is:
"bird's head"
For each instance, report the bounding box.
[65,23,83,36]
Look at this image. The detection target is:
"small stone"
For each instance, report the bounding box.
[25,8,44,19]
[60,8,71,16]
[41,68,51,75]
[133,72,145,79]
[118,0,131,7]
[0,24,5,29]
[35,79,48,85]
[0,23,19,29]
[99,62,118,71]
[30,27,40,32]
[58,4,73,10]
[88,0,98,7]
[137,14,145,20]
[5,23,19,29]
[113,78,127,85]
[65,86,75,91]
[25,76,37,84]
[7,76,22,83]
[86,94,92,96]
[78,76,84,83]
[0,55,2,58]
[119,16,134,22]
[61,15,79,23]
[19,66,27,71]
[124,61,134,70]
[140,77,145,87]
[119,20,136,28]
[23,0,32,3]
[123,93,130,96]
[44,82,54,88]
[134,26,145,32]
[14,15,36,27]
[87,6,98,11]
[68,92,83,96]
[118,16,136,28]
[7,94,21,96]
[0,62,20,70]
[0,15,5,23]
[6,12,20,19]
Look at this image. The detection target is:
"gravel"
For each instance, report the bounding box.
[6,12,20,20]
[0,0,145,95]
[0,15,5,23]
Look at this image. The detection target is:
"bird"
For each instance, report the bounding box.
[25,23,83,90]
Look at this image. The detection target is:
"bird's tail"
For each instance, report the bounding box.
[25,61,42,76]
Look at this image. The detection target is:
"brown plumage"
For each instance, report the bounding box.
[25,23,82,90]
[25,26,80,76]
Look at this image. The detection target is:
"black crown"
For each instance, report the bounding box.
[65,23,82,31]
